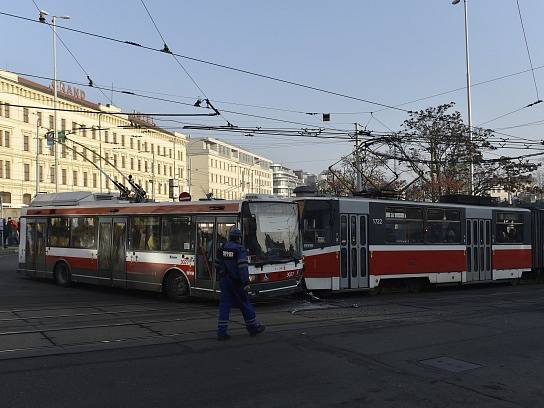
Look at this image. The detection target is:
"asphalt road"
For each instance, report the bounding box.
[1,255,544,407]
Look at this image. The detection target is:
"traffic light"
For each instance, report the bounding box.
[57,130,67,144]
[45,131,55,146]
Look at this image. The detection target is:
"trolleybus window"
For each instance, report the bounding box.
[70,217,97,249]
[48,217,70,247]
[496,212,524,243]
[161,216,193,252]
[242,202,300,264]
[385,207,424,244]
[131,216,160,251]
[425,209,461,244]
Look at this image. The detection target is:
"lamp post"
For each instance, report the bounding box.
[452,0,474,194]
[40,10,70,193]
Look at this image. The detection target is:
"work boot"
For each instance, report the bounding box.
[249,325,265,337]
[217,334,231,341]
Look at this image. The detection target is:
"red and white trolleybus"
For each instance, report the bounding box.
[18,192,302,300]
[297,196,532,292]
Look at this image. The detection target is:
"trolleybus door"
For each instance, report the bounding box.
[340,214,369,289]
[97,217,127,286]
[195,217,216,290]
[25,218,46,272]
[466,219,492,282]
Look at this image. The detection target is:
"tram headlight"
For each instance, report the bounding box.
[249,275,257,283]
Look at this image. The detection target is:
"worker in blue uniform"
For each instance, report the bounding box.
[216,227,265,341]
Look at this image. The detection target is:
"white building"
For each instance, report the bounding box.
[271,164,299,198]
[187,137,273,200]
[0,70,188,216]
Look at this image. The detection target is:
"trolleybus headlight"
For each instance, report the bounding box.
[249,275,256,283]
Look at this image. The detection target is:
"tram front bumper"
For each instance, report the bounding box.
[248,278,302,297]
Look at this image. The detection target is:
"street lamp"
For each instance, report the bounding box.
[452,0,474,194]
[39,10,70,193]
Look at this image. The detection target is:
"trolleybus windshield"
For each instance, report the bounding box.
[242,202,301,264]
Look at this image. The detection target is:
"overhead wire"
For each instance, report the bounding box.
[516,0,540,101]
[0,10,409,113]
[29,0,113,104]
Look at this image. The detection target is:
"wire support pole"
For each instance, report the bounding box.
[52,16,59,193]
[462,0,474,194]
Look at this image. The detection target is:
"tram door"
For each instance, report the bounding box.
[97,217,127,286]
[340,214,369,289]
[25,218,46,272]
[466,219,492,281]
[195,217,238,291]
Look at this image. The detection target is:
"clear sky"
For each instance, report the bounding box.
[2,0,544,174]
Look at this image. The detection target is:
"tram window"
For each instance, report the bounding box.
[350,216,357,245]
[424,209,461,244]
[340,215,347,244]
[48,217,70,247]
[161,216,193,252]
[70,217,97,249]
[301,201,333,249]
[385,207,424,244]
[131,216,160,251]
[216,221,237,247]
[496,212,524,243]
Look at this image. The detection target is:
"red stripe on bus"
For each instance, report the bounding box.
[370,249,466,275]
[303,251,340,278]
[493,249,532,270]
[26,202,241,216]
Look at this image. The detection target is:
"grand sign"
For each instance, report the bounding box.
[49,81,86,101]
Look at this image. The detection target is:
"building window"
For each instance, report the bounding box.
[137,140,141,151]
[113,133,117,144]
[121,134,125,146]
[50,166,55,184]
[39,165,44,182]
[72,147,77,161]
[4,131,9,148]
[24,164,30,181]
[61,118,66,131]
[130,157,134,170]
[121,156,126,168]
[22,193,32,205]
[138,160,141,171]
[49,115,54,130]
[72,122,77,132]
[0,192,11,203]
[82,147,87,159]
[62,145,67,158]
[157,163,160,174]
[38,139,43,154]
[5,161,10,179]
[23,135,29,151]
[113,154,117,167]
[92,127,96,140]
[23,108,29,123]
[130,138,134,149]
[73,171,78,186]
[92,173,97,188]
[104,131,109,143]
[61,169,67,185]
[4,103,9,118]
[81,124,87,137]
[83,172,88,187]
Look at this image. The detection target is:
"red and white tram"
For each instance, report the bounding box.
[297,197,532,292]
[18,192,302,300]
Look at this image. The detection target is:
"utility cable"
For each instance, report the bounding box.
[516,0,540,101]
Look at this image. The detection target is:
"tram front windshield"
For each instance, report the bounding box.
[242,202,301,264]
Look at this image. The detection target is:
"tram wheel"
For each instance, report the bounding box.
[54,262,72,287]
[165,271,190,302]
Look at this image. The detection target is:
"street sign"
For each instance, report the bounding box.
[179,192,191,201]
[57,130,67,144]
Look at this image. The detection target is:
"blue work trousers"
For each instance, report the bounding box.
[217,278,260,336]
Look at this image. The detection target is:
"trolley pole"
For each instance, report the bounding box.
[354,122,362,192]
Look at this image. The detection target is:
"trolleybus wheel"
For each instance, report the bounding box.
[54,262,72,287]
[165,271,190,301]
